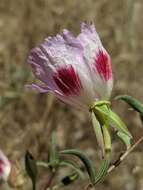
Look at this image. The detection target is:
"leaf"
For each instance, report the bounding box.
[60,160,84,178]
[91,111,105,156]
[25,151,37,190]
[116,95,143,125]
[93,154,111,185]
[61,172,79,186]
[116,95,143,114]
[48,172,79,189]
[60,149,96,184]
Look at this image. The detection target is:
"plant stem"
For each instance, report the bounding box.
[108,135,143,173]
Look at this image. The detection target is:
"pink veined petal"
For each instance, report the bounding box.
[25,84,51,93]
[39,31,96,102]
[28,47,57,90]
[95,50,112,81]
[77,22,113,99]
[53,65,82,96]
[0,159,3,176]
[26,84,65,98]
[62,29,83,49]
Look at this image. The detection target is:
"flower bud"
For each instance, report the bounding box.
[8,161,25,188]
[0,150,11,182]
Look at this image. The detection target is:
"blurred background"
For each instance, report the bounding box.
[0,0,143,189]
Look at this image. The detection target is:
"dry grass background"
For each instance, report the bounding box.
[0,0,143,189]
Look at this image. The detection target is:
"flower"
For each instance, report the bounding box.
[27,22,113,109]
[0,150,11,182]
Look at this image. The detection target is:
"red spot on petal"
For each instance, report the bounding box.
[95,51,112,81]
[53,66,82,95]
[0,160,4,176]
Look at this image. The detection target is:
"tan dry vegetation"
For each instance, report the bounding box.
[0,0,143,189]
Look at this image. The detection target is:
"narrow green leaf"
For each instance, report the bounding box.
[60,160,84,178]
[91,111,105,155]
[25,151,37,190]
[61,172,79,186]
[93,154,111,185]
[47,172,79,189]
[60,149,96,184]
[116,95,143,114]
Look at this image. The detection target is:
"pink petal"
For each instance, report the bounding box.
[53,65,82,96]
[25,84,51,93]
[77,22,113,99]
[95,50,112,81]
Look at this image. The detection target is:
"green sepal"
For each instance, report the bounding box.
[91,103,110,126]
[25,151,37,190]
[91,103,112,185]
[117,131,131,149]
[109,109,132,138]
[60,160,84,178]
[93,104,132,138]
[60,149,96,184]
[48,132,59,171]
[91,103,112,153]
[91,100,132,148]
[91,100,111,110]
[102,124,111,153]
[91,111,105,155]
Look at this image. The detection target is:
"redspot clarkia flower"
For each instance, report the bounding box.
[0,150,11,182]
[27,23,113,109]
